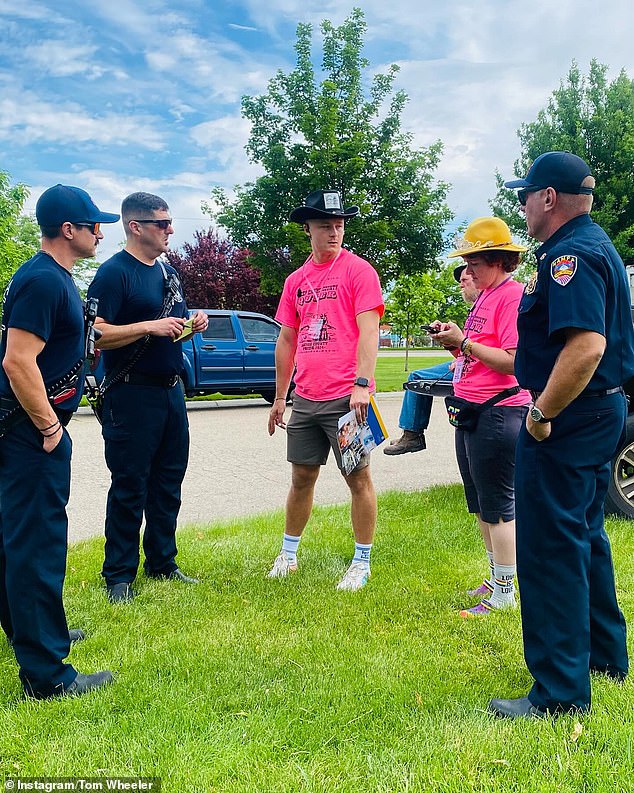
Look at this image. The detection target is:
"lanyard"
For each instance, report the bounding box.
[301,248,343,309]
[464,275,512,338]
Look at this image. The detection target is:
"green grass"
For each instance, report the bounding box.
[2,485,633,792]
[374,354,451,392]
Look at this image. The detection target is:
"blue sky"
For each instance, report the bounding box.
[1,0,632,263]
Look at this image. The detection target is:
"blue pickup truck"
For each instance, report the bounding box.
[180,309,282,402]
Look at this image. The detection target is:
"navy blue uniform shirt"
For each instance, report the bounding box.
[515,214,634,391]
[0,251,85,412]
[87,250,187,377]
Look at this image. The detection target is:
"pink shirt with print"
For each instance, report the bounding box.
[276,248,384,401]
[454,278,531,406]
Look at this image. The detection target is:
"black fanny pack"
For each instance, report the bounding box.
[445,387,520,431]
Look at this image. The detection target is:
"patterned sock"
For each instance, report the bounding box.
[281,533,301,562]
[486,550,495,582]
[488,563,516,608]
[352,542,372,567]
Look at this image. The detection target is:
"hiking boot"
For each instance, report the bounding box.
[336,562,370,591]
[383,430,426,455]
[267,551,298,578]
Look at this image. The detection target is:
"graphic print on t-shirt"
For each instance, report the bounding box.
[297,283,339,353]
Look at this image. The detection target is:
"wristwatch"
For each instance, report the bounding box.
[354,377,370,388]
[529,405,552,424]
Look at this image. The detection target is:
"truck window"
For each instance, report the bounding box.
[203,316,236,340]
[239,317,280,342]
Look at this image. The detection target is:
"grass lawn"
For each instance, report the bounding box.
[1,485,633,792]
[374,354,451,392]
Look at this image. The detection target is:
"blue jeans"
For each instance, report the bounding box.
[399,361,453,431]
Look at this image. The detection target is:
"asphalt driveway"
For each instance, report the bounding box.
[67,392,461,543]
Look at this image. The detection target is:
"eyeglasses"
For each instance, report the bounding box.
[73,222,101,234]
[133,219,173,230]
[517,186,548,206]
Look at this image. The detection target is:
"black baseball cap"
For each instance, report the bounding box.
[453,264,467,282]
[36,184,120,227]
[504,151,593,195]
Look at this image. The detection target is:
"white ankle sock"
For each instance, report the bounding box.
[488,563,516,608]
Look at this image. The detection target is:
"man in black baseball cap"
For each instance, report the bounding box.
[489,153,634,719]
[504,151,594,196]
[0,184,118,698]
[36,183,120,228]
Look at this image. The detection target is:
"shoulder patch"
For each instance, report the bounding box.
[550,255,577,286]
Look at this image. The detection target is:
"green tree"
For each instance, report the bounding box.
[0,171,38,298]
[384,272,445,369]
[492,60,634,262]
[209,8,452,294]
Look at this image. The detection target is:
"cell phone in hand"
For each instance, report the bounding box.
[421,324,441,334]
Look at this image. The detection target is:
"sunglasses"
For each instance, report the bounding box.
[74,222,101,234]
[133,218,173,230]
[517,186,549,206]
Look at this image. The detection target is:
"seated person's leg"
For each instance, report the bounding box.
[384,361,452,456]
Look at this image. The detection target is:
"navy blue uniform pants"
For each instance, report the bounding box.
[101,382,189,585]
[515,391,628,712]
[0,421,76,697]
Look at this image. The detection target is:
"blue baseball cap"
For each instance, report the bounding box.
[504,151,593,195]
[36,184,120,227]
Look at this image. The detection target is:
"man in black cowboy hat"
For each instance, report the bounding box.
[267,189,384,591]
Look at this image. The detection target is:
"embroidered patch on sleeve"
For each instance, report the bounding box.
[550,255,577,286]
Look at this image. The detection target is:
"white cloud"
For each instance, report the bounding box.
[0,95,164,149]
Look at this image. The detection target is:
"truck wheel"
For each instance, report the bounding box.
[605,413,634,519]
[260,387,293,405]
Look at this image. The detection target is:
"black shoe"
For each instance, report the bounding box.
[590,665,627,682]
[107,582,134,603]
[488,696,547,719]
[64,670,113,696]
[9,628,85,647]
[167,568,199,584]
[24,670,114,699]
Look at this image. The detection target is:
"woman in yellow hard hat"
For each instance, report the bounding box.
[433,217,531,617]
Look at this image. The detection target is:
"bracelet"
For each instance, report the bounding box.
[274,397,286,402]
[460,338,474,357]
[40,419,60,432]
[42,424,62,437]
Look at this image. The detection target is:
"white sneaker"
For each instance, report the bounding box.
[267,551,298,578]
[336,562,370,591]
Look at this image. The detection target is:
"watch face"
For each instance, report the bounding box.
[355,377,369,387]
[530,406,542,422]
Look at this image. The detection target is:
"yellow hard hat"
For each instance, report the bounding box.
[448,216,527,258]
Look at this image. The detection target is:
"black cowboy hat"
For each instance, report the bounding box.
[289,189,359,223]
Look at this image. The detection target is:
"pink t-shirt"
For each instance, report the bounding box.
[276,248,384,401]
[453,278,531,406]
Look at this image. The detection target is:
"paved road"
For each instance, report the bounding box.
[67,392,460,544]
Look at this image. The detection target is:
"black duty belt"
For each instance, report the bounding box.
[121,373,179,388]
[530,386,623,401]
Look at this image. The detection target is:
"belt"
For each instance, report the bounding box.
[530,386,623,401]
[122,373,179,388]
